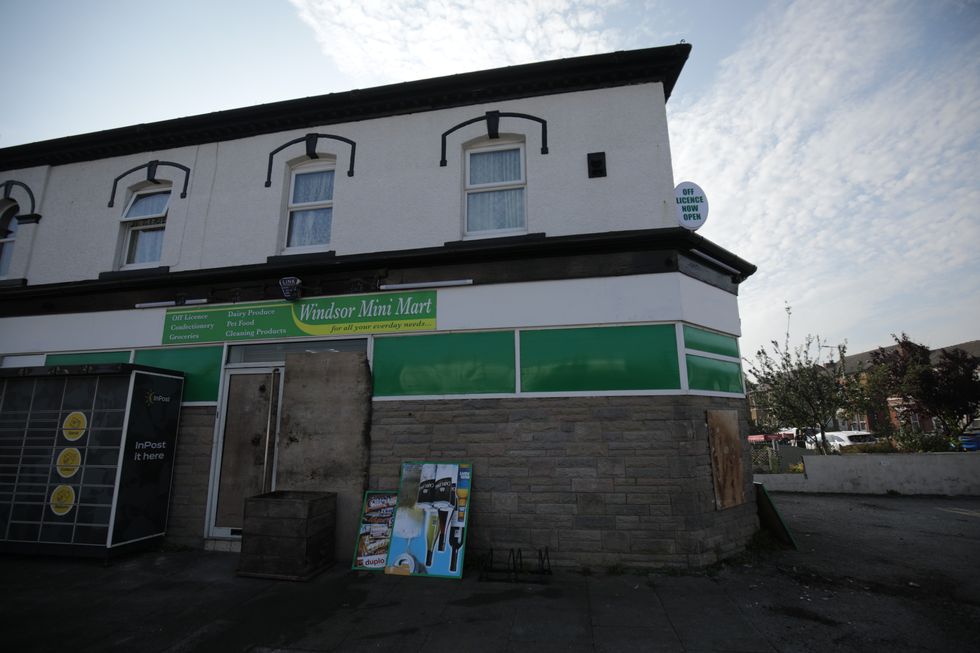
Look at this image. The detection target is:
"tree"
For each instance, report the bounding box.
[867,334,980,448]
[748,307,852,454]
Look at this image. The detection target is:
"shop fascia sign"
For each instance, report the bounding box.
[162,290,436,345]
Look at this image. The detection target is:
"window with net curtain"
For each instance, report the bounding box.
[286,166,334,249]
[121,190,170,267]
[0,203,18,276]
[465,144,525,235]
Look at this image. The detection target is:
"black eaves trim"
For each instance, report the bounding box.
[266,251,336,266]
[97,267,171,281]
[443,233,547,249]
[0,278,27,288]
[0,228,756,320]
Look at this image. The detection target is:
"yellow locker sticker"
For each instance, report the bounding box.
[62,411,88,441]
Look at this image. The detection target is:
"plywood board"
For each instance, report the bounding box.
[707,409,745,509]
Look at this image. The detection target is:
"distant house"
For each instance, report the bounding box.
[842,340,980,434]
[746,340,979,440]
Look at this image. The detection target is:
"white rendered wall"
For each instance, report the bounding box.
[11,83,676,285]
[0,308,168,356]
[437,273,741,335]
[0,274,739,357]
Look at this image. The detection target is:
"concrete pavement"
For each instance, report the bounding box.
[2,493,979,652]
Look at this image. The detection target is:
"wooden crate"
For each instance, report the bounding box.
[237,491,336,581]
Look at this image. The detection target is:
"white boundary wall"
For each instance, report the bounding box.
[758,453,980,496]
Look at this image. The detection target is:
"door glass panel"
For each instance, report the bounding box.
[214,372,277,530]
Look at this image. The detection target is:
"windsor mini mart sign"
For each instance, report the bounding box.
[162,291,436,344]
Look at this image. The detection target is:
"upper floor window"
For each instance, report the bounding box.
[0,204,18,277]
[121,189,170,267]
[465,143,526,237]
[285,165,333,251]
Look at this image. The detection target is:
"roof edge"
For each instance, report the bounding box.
[0,44,691,171]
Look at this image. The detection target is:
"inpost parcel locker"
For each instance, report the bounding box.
[0,365,184,557]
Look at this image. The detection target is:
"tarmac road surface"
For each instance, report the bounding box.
[1,492,978,652]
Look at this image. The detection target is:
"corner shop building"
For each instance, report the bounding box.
[0,45,758,568]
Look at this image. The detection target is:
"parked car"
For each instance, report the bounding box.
[805,430,876,452]
[747,432,795,444]
[959,432,980,451]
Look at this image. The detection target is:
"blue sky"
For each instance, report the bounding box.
[2,0,978,361]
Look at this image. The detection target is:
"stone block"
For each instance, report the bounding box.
[576,493,606,515]
[528,458,557,476]
[492,491,519,513]
[630,537,676,555]
[601,530,630,553]
[488,465,529,477]
[573,515,617,530]
[597,457,625,476]
[555,466,596,479]
[533,502,577,515]
[571,478,614,492]
[530,528,560,549]
[615,516,641,529]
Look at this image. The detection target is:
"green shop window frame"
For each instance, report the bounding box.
[367,323,746,399]
[682,325,744,394]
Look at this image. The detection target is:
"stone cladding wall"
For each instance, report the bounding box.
[369,395,757,569]
[165,406,216,549]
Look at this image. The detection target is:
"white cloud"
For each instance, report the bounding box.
[287,0,980,359]
[289,0,623,84]
[669,0,980,357]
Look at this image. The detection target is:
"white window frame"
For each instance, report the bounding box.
[282,162,335,254]
[464,142,527,239]
[0,204,18,278]
[119,188,171,270]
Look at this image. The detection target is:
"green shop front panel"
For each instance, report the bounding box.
[0,365,184,557]
[686,355,744,393]
[373,332,516,396]
[134,347,222,402]
[683,325,740,358]
[520,325,680,392]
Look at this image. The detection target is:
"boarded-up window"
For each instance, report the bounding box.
[706,409,745,509]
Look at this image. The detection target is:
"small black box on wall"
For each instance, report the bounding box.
[587,152,607,178]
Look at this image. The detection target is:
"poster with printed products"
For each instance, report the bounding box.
[385,461,471,579]
[352,491,397,570]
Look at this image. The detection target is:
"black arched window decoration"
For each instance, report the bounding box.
[264,133,356,187]
[440,111,549,167]
[107,160,190,207]
[1,180,37,215]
